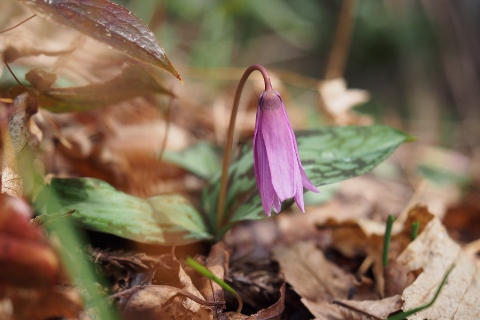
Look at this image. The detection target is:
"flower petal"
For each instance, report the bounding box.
[259,92,298,201]
[272,193,281,213]
[299,165,319,193]
[254,108,275,216]
[294,187,305,212]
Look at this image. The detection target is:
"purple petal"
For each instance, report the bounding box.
[272,193,281,213]
[294,187,305,212]
[254,108,275,216]
[259,93,299,201]
[299,165,319,193]
[283,104,319,194]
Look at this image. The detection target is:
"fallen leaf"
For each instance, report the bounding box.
[224,284,286,320]
[397,213,480,319]
[18,0,181,81]
[273,241,354,320]
[118,253,213,320]
[37,66,174,112]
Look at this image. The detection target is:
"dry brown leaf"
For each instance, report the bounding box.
[121,285,212,320]
[3,285,83,320]
[224,284,285,320]
[397,214,480,319]
[273,241,354,320]
[119,253,213,320]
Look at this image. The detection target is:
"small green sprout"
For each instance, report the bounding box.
[186,257,243,313]
[383,215,396,268]
[410,221,420,242]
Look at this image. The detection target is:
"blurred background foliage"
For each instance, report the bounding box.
[119,0,480,154]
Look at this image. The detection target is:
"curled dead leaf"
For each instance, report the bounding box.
[0,194,60,288]
[117,253,213,320]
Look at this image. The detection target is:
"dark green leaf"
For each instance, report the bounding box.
[202,125,411,233]
[160,142,221,179]
[18,0,181,81]
[34,178,212,245]
[38,66,173,112]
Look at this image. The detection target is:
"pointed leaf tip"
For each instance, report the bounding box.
[19,0,182,81]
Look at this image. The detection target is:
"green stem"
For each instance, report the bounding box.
[410,221,420,241]
[215,65,272,232]
[186,257,243,313]
[387,264,455,320]
[383,215,395,268]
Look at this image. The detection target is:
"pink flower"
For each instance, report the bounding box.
[253,89,319,216]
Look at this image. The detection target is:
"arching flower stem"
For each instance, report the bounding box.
[216,65,272,231]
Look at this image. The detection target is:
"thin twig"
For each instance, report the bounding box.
[332,299,384,320]
[4,62,25,87]
[0,14,36,34]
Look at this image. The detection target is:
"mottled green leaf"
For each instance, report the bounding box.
[38,66,173,112]
[18,0,181,81]
[34,178,212,245]
[202,125,411,233]
[160,142,221,179]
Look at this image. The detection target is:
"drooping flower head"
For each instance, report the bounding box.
[253,90,319,216]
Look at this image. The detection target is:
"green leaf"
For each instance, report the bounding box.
[38,66,173,112]
[18,0,181,81]
[160,142,221,179]
[417,163,469,187]
[202,125,411,234]
[34,178,212,245]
